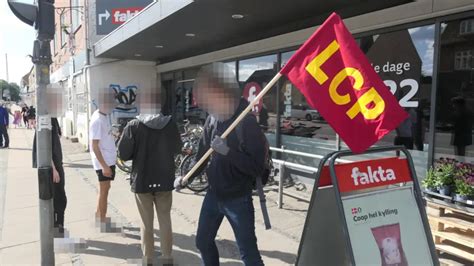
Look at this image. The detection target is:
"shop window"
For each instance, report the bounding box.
[276,51,340,168]
[70,0,81,32]
[51,24,57,55]
[435,19,474,163]
[460,19,474,35]
[357,25,435,163]
[60,13,67,47]
[454,50,472,70]
[238,55,278,142]
[280,50,338,158]
[171,68,206,124]
[225,61,236,76]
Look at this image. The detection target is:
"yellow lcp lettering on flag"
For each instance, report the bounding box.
[304,40,385,120]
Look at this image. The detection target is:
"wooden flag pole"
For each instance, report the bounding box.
[182,73,283,184]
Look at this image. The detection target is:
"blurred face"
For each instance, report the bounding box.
[96,89,116,114]
[46,88,64,118]
[138,90,161,114]
[195,81,238,120]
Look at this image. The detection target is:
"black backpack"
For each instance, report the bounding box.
[235,122,272,187]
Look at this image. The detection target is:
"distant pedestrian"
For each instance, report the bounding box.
[13,108,21,128]
[89,99,116,228]
[26,106,36,129]
[21,105,29,128]
[0,102,10,148]
[32,117,67,237]
[450,97,472,156]
[258,104,269,131]
[118,110,182,265]
[394,108,416,150]
[175,62,266,266]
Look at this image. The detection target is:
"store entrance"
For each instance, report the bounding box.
[163,78,206,125]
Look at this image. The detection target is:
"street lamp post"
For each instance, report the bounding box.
[7,1,55,265]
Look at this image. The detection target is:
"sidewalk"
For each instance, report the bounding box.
[0,128,310,265]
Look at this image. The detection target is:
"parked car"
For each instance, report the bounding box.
[291,104,320,121]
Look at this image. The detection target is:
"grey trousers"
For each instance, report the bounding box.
[134,191,173,262]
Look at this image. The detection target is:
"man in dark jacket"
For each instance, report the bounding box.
[175,62,266,266]
[117,113,182,264]
[0,102,9,148]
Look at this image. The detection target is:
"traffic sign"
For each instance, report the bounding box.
[96,0,153,35]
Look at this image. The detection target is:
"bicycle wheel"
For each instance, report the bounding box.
[174,153,184,175]
[180,154,208,192]
[116,157,132,174]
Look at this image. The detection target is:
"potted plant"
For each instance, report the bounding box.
[422,168,438,193]
[435,163,455,196]
[454,177,474,201]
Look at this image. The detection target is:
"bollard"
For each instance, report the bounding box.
[278,162,285,209]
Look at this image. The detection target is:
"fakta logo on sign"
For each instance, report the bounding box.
[112,7,143,24]
[243,82,263,114]
[335,157,412,193]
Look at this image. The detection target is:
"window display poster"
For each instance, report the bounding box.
[342,187,433,266]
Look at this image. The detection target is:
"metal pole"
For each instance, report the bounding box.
[5,54,9,82]
[276,53,282,157]
[278,162,285,209]
[427,21,441,167]
[336,134,341,151]
[32,39,55,265]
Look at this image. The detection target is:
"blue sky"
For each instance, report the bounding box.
[0,1,36,85]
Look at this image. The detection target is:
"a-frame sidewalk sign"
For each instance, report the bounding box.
[296,146,439,266]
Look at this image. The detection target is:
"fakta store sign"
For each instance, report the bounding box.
[317,157,412,190]
[95,0,154,35]
[334,158,434,266]
[335,157,412,192]
[111,7,143,24]
[296,149,437,265]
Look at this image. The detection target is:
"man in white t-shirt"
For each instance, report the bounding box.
[90,105,117,224]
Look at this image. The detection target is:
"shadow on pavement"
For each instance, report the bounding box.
[281,207,308,213]
[120,226,296,264]
[82,236,202,264]
[80,239,142,260]
[3,147,31,151]
[63,163,93,169]
[260,249,297,264]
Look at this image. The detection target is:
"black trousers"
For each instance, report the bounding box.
[54,167,67,227]
[0,124,9,147]
[394,136,414,150]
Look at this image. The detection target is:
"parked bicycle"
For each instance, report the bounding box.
[175,120,208,192]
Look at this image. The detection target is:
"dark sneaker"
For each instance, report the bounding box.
[53,225,66,238]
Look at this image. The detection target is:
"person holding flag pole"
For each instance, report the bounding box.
[175,12,408,265]
[175,62,268,265]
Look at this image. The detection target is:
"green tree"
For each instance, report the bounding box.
[0,79,21,102]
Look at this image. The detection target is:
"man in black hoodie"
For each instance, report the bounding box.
[175,62,266,265]
[117,110,182,264]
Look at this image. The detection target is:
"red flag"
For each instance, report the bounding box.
[280,13,408,153]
